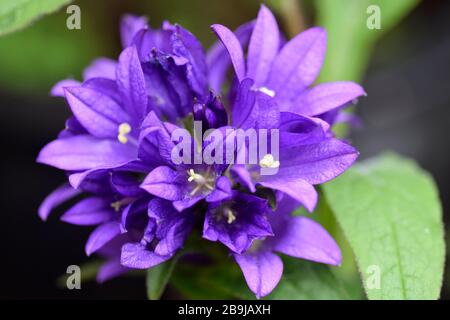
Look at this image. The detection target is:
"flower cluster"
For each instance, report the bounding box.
[38,6,364,298]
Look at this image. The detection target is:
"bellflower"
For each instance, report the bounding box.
[36,7,365,300]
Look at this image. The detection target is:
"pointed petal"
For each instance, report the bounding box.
[207,21,254,92]
[211,24,246,82]
[231,78,256,128]
[50,79,81,97]
[116,46,148,124]
[64,86,129,139]
[37,135,137,171]
[234,250,283,299]
[231,165,256,192]
[278,138,359,185]
[111,172,145,198]
[271,216,341,265]
[267,27,326,101]
[120,14,148,48]
[85,221,121,256]
[61,197,116,226]
[97,258,129,283]
[291,81,366,116]
[83,58,117,80]
[259,179,317,212]
[206,176,233,202]
[38,184,81,220]
[140,166,185,201]
[247,5,279,86]
[121,243,170,269]
[171,25,208,97]
[173,196,203,212]
[82,77,121,103]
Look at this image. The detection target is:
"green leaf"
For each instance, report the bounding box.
[170,256,255,300]
[268,258,354,300]
[323,153,445,299]
[146,257,179,300]
[316,0,420,82]
[0,0,72,36]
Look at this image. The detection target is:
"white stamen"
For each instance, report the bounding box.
[259,86,276,97]
[118,123,132,144]
[187,169,207,184]
[225,208,236,224]
[259,154,280,169]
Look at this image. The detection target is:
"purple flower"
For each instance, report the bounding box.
[203,191,273,254]
[36,9,363,299]
[211,5,366,119]
[121,198,195,269]
[229,79,358,212]
[234,194,341,298]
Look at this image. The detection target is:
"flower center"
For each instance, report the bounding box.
[259,154,280,169]
[117,122,132,144]
[187,168,215,196]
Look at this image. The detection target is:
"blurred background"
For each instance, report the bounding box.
[0,0,448,299]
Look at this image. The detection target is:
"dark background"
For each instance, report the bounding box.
[0,0,449,299]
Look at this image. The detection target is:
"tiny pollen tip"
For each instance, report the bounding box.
[259,154,280,169]
[225,209,236,224]
[259,87,276,98]
[118,122,132,144]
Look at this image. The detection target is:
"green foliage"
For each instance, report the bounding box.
[268,258,353,300]
[0,0,72,36]
[146,256,179,300]
[316,0,420,82]
[323,153,445,299]
[0,4,109,94]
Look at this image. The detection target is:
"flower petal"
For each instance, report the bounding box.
[267,27,326,102]
[116,46,148,124]
[38,184,81,221]
[64,86,130,139]
[61,197,116,226]
[231,78,256,128]
[207,21,254,92]
[83,58,117,80]
[278,137,359,185]
[50,79,80,97]
[171,25,208,97]
[291,81,366,116]
[211,24,246,83]
[259,178,318,212]
[85,221,121,256]
[97,258,129,283]
[121,243,171,269]
[206,176,233,202]
[140,166,185,201]
[271,216,341,265]
[37,135,137,171]
[247,5,279,86]
[234,250,283,299]
[120,14,148,48]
